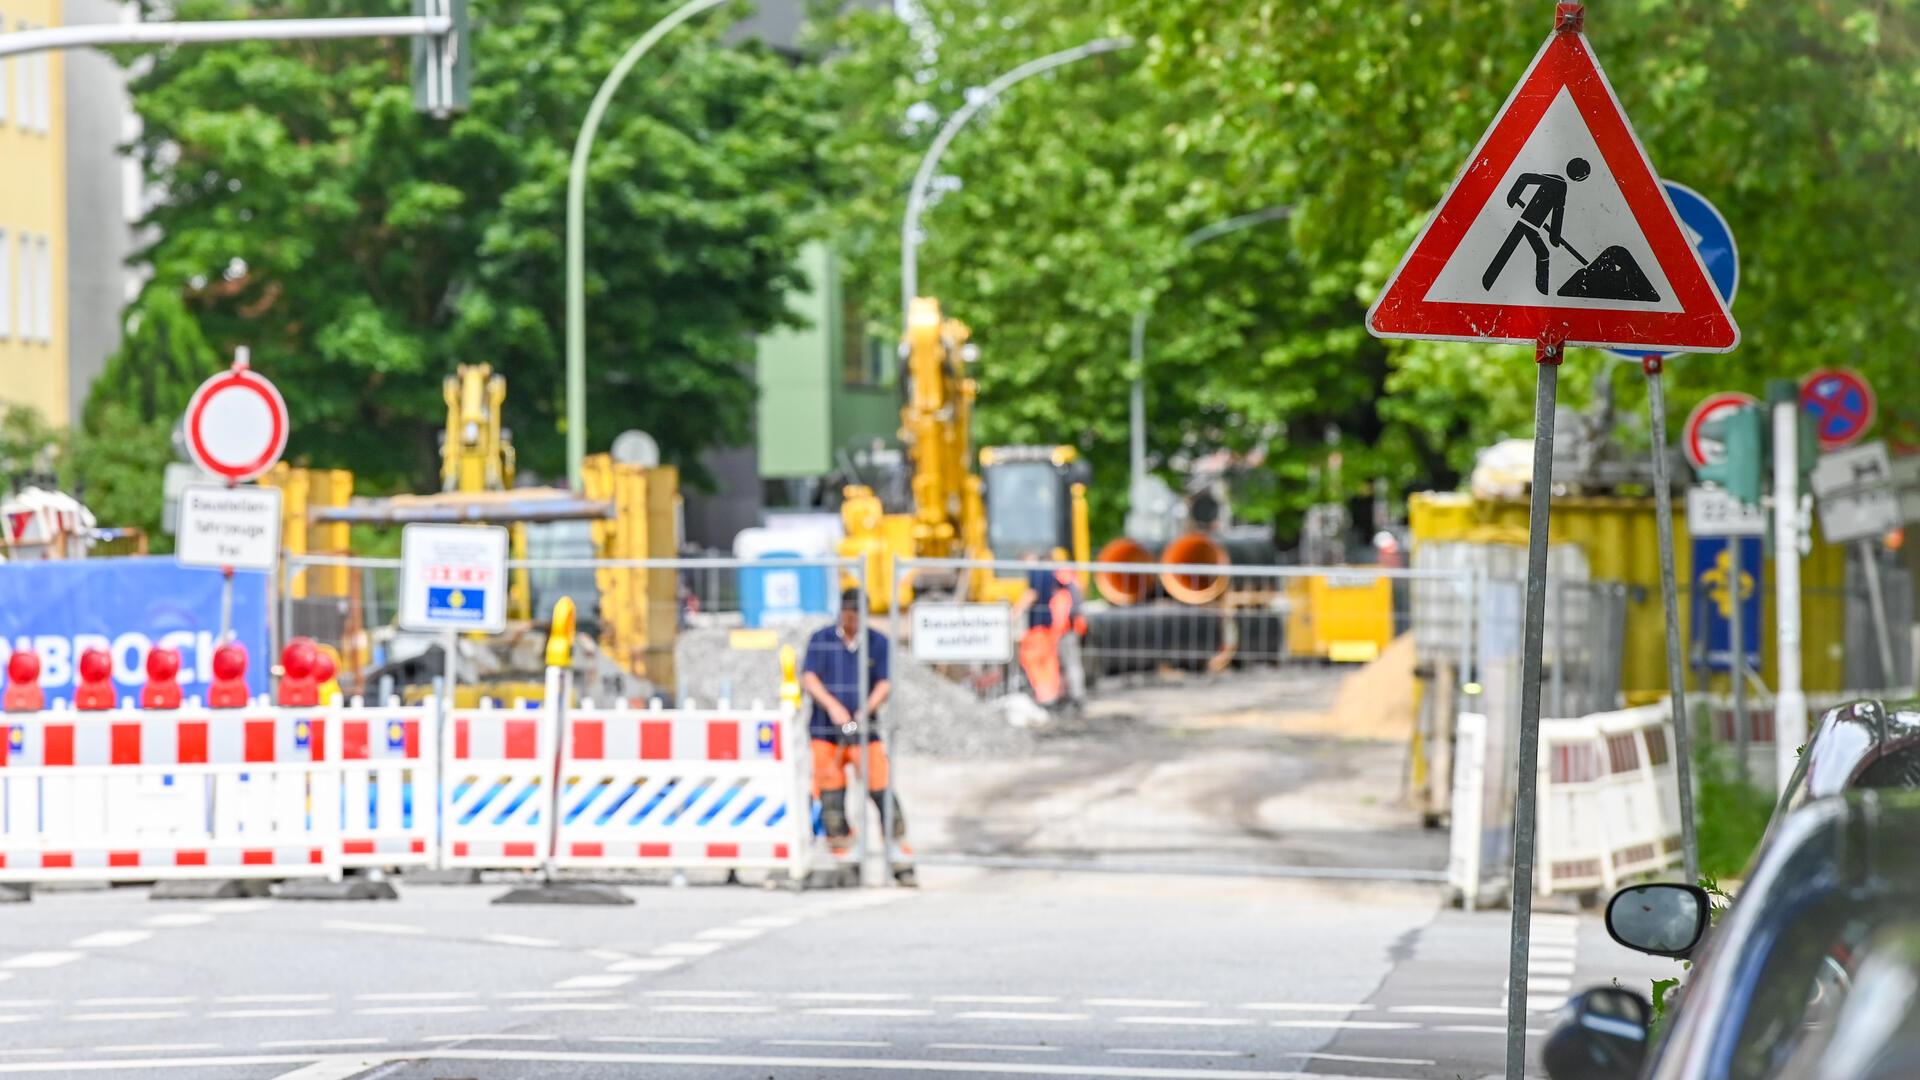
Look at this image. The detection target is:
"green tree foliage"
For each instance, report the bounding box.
[810,1,1920,537]
[99,0,824,495]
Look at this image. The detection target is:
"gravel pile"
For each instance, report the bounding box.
[673,625,1035,760]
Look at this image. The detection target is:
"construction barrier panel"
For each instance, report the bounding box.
[0,699,341,883]
[552,700,810,877]
[314,697,438,870]
[1535,702,1680,896]
[442,699,551,870]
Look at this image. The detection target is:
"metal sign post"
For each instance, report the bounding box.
[1773,396,1809,792]
[1642,358,1700,883]
[1859,541,1898,687]
[1730,562,1748,778]
[1505,339,1561,1079]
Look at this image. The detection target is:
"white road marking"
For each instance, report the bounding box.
[585,949,631,963]
[481,934,560,949]
[935,995,1059,1005]
[216,994,331,1005]
[507,1002,633,1013]
[608,958,685,973]
[651,941,725,957]
[143,914,214,928]
[257,1039,388,1049]
[1109,1049,1249,1058]
[1388,1005,1507,1016]
[1529,945,1577,959]
[1436,1024,1549,1036]
[695,927,763,942]
[1117,1017,1255,1027]
[1239,1002,1371,1012]
[954,1011,1090,1022]
[0,1051,55,1058]
[767,1040,892,1049]
[201,900,271,913]
[65,1011,191,1022]
[0,1056,314,1074]
[1302,1053,1438,1067]
[496,990,616,1000]
[97,1044,220,1054]
[421,1034,557,1043]
[804,1007,936,1018]
[555,974,634,990]
[1526,977,1572,993]
[75,997,191,1007]
[356,991,478,1002]
[1268,1020,1420,1030]
[1086,999,1206,1009]
[268,1058,391,1080]
[737,916,799,929]
[352,1005,487,1016]
[321,920,423,936]
[644,990,762,999]
[651,1004,776,1014]
[788,992,914,1003]
[69,930,152,949]
[0,1019,32,1027]
[1529,961,1576,976]
[1,952,82,970]
[929,1037,1067,1045]
[0,1002,49,1009]
[208,1008,333,1019]
[590,1036,723,1045]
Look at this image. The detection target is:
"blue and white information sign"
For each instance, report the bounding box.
[1612,181,1739,361]
[1691,537,1762,673]
[400,524,509,634]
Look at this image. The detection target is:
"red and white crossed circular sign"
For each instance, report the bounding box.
[184,369,289,483]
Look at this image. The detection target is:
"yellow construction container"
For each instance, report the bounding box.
[262,464,354,598]
[1285,573,1396,662]
[1409,491,1851,697]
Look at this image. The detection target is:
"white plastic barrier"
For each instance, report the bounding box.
[0,700,341,882]
[311,697,439,869]
[1535,702,1680,896]
[552,700,810,878]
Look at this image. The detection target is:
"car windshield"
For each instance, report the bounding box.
[1725,896,1905,1080]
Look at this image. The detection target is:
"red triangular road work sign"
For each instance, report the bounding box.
[1368,25,1738,353]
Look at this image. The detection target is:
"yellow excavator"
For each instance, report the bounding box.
[839,298,1092,611]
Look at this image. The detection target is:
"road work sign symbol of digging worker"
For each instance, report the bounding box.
[1482,157,1661,303]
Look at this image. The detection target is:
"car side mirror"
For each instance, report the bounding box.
[1542,986,1653,1080]
[1607,883,1710,959]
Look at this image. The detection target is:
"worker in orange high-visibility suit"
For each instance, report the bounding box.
[1017,553,1088,709]
[801,589,915,885]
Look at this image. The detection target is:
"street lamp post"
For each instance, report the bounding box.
[1128,205,1292,499]
[564,0,732,491]
[899,36,1134,332]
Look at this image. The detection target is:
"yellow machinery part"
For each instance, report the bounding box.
[582,453,679,688]
[837,485,915,612]
[1070,482,1092,568]
[1408,490,1853,697]
[262,464,354,600]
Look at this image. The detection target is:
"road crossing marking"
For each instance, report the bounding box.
[591,1036,722,1045]
[215,995,331,1004]
[955,1011,1091,1022]
[1301,1052,1437,1067]
[802,1007,937,1018]
[696,927,764,942]
[1116,1017,1255,1027]
[788,993,915,1003]
[651,942,726,957]
[929,1043,1062,1053]
[644,990,762,999]
[66,1010,190,1022]
[1387,1005,1506,1016]
[1085,999,1205,1009]
[1268,1020,1419,1031]
[935,995,1060,1005]
[651,1004,777,1014]
[351,1005,486,1016]
[481,934,561,949]
[356,992,478,1002]
[420,1034,556,1042]
[75,997,189,1007]
[607,958,684,973]
[206,1009,332,1019]
[738,916,800,929]
[1238,1003,1372,1012]
[320,920,423,936]
[96,1044,220,1054]
[68,931,151,949]
[497,990,617,1000]
[1109,1049,1250,1058]
[554,974,635,990]
[767,1040,893,1049]
[143,914,214,928]
[507,1002,633,1013]
[256,1039,388,1049]
[0,953,81,970]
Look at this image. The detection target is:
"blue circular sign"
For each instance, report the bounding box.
[1610,181,1738,361]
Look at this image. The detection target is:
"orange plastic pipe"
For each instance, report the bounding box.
[1095,537,1154,606]
[1160,532,1229,605]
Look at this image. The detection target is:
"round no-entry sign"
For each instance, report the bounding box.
[184,368,289,483]
[1799,368,1876,451]
[1683,391,1760,471]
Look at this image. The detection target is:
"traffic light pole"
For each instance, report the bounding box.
[1773,397,1809,792]
[1643,359,1700,884]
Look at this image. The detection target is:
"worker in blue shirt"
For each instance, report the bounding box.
[801,589,913,883]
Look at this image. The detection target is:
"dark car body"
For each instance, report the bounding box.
[1772,700,1920,825]
[1642,792,1920,1079]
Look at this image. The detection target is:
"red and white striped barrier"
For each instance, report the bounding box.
[1535,702,1680,896]
[550,700,810,877]
[0,699,340,882]
[441,699,551,870]
[313,697,438,870]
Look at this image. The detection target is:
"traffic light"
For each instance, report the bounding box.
[413,0,471,117]
[1696,405,1766,506]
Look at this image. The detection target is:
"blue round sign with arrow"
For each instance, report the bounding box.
[1610,181,1738,361]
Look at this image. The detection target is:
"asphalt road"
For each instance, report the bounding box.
[0,869,1681,1080]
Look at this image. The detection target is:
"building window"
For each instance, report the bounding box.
[841,295,891,388]
[33,235,51,343]
[0,229,10,340]
[15,234,32,343]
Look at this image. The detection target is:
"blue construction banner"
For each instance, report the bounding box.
[0,557,270,702]
[1691,538,1762,673]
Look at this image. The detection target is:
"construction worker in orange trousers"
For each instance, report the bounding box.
[801,589,915,885]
